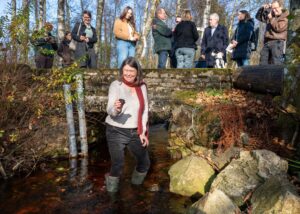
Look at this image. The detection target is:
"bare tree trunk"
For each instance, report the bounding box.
[136,0,161,61]
[80,0,84,13]
[57,0,65,43]
[21,0,30,64]
[11,0,17,62]
[176,0,184,15]
[200,0,211,40]
[95,0,105,67]
[34,0,39,29]
[39,0,45,30]
[12,0,17,17]
[65,0,71,31]
[228,0,238,38]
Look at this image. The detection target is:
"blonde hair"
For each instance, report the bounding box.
[181,9,192,21]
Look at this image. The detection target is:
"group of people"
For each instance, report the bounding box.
[151,0,288,68]
[31,0,288,69]
[31,10,97,69]
[103,0,290,194]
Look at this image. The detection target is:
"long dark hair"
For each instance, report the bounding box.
[119,57,143,86]
[239,10,251,21]
[119,6,136,29]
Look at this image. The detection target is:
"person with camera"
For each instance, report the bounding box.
[104,57,150,193]
[255,0,289,65]
[113,6,140,68]
[31,22,58,69]
[71,10,97,68]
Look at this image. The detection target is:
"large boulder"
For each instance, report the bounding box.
[187,189,240,214]
[168,155,215,196]
[210,150,288,206]
[251,177,300,214]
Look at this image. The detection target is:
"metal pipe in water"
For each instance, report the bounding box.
[75,74,88,157]
[63,84,77,158]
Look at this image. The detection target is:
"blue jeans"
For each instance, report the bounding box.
[157,50,169,69]
[117,40,136,68]
[106,124,150,177]
[175,48,195,68]
[235,59,249,67]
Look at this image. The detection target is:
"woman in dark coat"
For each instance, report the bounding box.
[173,9,199,68]
[57,31,74,67]
[71,10,97,68]
[231,10,254,67]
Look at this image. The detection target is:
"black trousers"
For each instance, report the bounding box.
[106,124,150,177]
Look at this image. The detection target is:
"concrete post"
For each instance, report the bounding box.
[76,74,88,157]
[63,84,77,158]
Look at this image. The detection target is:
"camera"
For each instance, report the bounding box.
[262,7,275,19]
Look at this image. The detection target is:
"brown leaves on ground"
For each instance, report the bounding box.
[195,89,295,158]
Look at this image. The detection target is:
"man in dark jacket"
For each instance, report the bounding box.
[200,13,229,68]
[256,0,289,65]
[152,8,172,69]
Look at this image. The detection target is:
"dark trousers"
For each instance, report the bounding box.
[106,124,150,177]
[260,40,284,65]
[35,55,54,69]
[157,50,169,69]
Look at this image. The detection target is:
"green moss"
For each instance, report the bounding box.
[172,90,199,105]
[205,88,224,97]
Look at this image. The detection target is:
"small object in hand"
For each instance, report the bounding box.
[119,99,125,106]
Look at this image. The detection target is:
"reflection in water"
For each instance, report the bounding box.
[0,124,191,214]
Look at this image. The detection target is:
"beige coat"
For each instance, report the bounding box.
[113,18,139,41]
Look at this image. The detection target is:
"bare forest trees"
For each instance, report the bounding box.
[38,0,46,30]
[65,0,71,31]
[200,0,211,40]
[57,0,65,42]
[135,0,161,62]
[95,0,105,66]
[21,0,30,63]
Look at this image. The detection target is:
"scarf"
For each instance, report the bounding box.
[122,77,146,136]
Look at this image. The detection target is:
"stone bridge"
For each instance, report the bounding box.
[84,68,232,121]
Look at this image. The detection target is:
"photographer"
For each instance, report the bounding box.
[31,22,58,69]
[71,10,97,68]
[255,0,289,65]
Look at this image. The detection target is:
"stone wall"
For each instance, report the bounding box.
[85,68,232,121]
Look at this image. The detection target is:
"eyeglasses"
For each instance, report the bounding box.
[83,16,91,19]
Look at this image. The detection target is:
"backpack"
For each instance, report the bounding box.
[250,27,259,51]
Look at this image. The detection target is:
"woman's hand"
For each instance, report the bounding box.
[114,99,123,113]
[139,134,149,147]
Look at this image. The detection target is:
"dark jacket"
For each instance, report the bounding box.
[152,18,172,53]
[201,24,229,67]
[71,22,97,49]
[232,18,254,60]
[256,7,289,42]
[31,31,58,56]
[57,39,74,66]
[173,20,199,49]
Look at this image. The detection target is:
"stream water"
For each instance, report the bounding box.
[0,124,192,214]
